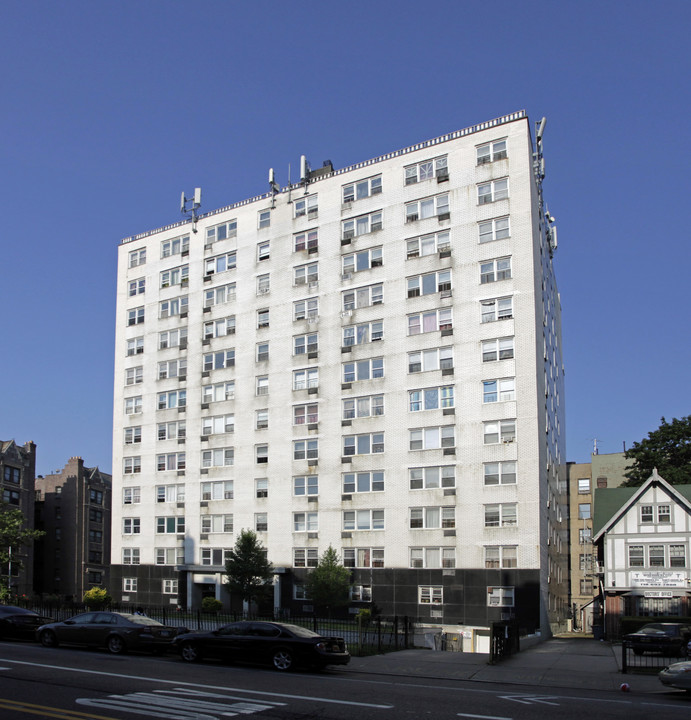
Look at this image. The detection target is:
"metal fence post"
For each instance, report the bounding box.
[622,641,628,674]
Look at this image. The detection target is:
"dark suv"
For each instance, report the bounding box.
[623,623,691,656]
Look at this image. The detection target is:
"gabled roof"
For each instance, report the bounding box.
[593,469,691,540]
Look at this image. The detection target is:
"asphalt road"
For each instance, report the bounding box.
[0,640,689,720]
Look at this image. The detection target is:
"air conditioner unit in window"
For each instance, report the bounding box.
[341,273,352,281]
[308,281,319,289]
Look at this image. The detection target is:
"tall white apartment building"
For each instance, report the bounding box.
[112,110,567,636]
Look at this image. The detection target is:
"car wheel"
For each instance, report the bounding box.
[271,647,294,672]
[180,641,202,663]
[40,630,59,648]
[107,635,127,655]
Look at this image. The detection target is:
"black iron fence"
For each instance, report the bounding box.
[621,640,690,673]
[489,620,520,664]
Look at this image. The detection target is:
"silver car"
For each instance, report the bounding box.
[659,661,691,691]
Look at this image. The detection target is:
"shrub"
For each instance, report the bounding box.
[83,587,112,609]
[202,597,223,613]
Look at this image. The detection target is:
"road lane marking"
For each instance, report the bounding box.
[0,658,393,709]
[458,714,513,720]
[500,694,559,705]
[0,697,119,720]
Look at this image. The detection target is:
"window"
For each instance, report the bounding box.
[478,179,509,204]
[578,503,591,520]
[203,316,236,339]
[127,306,144,326]
[156,484,185,503]
[255,445,268,464]
[480,257,512,284]
[293,548,319,568]
[484,503,517,527]
[482,337,514,362]
[487,586,514,607]
[343,175,382,203]
[406,270,451,297]
[128,277,145,296]
[123,486,141,504]
[159,296,189,319]
[202,448,234,467]
[293,367,318,391]
[405,193,449,222]
[409,426,455,450]
[343,548,384,568]
[201,548,232,566]
[483,462,517,485]
[406,231,450,258]
[294,194,318,218]
[579,554,592,572]
[342,283,383,311]
[90,490,103,505]
[294,229,318,252]
[3,467,20,484]
[160,265,189,288]
[205,252,237,276]
[157,453,186,471]
[294,297,319,321]
[123,457,141,475]
[125,366,143,386]
[342,471,384,493]
[256,376,268,396]
[294,403,319,426]
[342,211,382,240]
[204,282,236,307]
[294,475,318,496]
[123,517,140,534]
[628,545,644,567]
[596,477,608,488]
[156,516,185,534]
[158,328,188,349]
[342,394,384,419]
[343,509,384,531]
[410,506,455,529]
[640,505,654,523]
[418,586,443,605]
[482,378,515,403]
[342,247,383,274]
[670,544,686,567]
[294,584,309,600]
[255,513,268,532]
[201,414,234,436]
[257,241,270,262]
[477,139,507,164]
[157,390,186,410]
[128,248,146,268]
[579,527,592,544]
[258,210,271,229]
[256,308,270,329]
[125,425,142,445]
[579,579,593,595]
[479,217,510,243]
[206,219,237,244]
[409,386,454,411]
[342,320,383,346]
[202,381,235,404]
[294,262,318,286]
[408,347,453,374]
[156,548,185,565]
[343,357,384,382]
[163,579,178,595]
[123,578,137,593]
[293,512,318,532]
[256,342,269,362]
[407,308,453,335]
[294,333,318,356]
[201,480,234,501]
[126,336,144,356]
[484,546,517,569]
[657,505,671,523]
[293,439,319,461]
[343,433,384,456]
[201,514,234,534]
[649,545,665,567]
[483,419,516,444]
[161,234,189,258]
[203,349,235,371]
[405,156,447,185]
[410,547,456,569]
[158,358,187,380]
[255,409,268,430]
[122,548,140,565]
[157,420,185,441]
[409,466,455,489]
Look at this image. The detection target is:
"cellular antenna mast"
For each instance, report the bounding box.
[180,187,202,232]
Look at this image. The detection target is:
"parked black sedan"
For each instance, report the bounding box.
[36,612,184,654]
[0,606,53,641]
[623,623,691,656]
[172,621,350,671]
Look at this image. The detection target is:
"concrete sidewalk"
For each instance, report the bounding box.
[344,637,673,695]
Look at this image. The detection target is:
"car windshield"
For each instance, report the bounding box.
[281,624,321,638]
[639,625,679,636]
[121,614,164,627]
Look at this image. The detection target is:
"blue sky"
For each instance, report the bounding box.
[1,1,688,476]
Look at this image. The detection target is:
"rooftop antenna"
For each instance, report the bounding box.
[300,154,310,194]
[532,116,557,257]
[180,187,202,233]
[268,168,280,208]
[592,438,600,456]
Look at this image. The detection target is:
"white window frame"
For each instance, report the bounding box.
[293,367,318,390]
[343,175,382,203]
[294,297,319,321]
[342,471,385,494]
[343,509,384,531]
[405,193,449,222]
[342,211,383,240]
[204,282,236,307]
[481,297,513,323]
[480,257,512,284]
[294,194,318,218]
[342,394,384,419]
[482,378,515,403]
[293,333,318,356]
[478,178,509,204]
[206,219,237,244]
[409,426,455,450]
[482,337,514,362]
[407,270,451,297]
[343,433,384,456]
[200,480,234,501]
[477,139,507,165]
[342,283,383,311]
[205,252,237,276]
[408,347,453,373]
[483,462,517,485]
[294,229,318,252]
[479,217,510,243]
[406,231,450,258]
[161,234,189,258]
[158,328,188,349]
[409,466,455,490]
[405,156,447,185]
[160,265,189,289]
[342,247,383,274]
[342,357,384,382]
[201,381,235,404]
[407,308,453,335]
[201,448,234,468]
[128,248,146,268]
[342,320,383,346]
[293,475,318,496]
[408,386,454,412]
[487,586,515,607]
[418,585,443,604]
[293,439,318,461]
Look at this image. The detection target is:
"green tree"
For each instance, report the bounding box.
[305,546,351,615]
[623,415,691,486]
[224,529,274,605]
[0,503,44,602]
